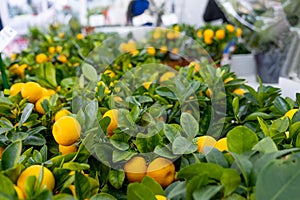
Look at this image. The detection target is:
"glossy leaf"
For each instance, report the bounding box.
[172,136,198,155]
[141,176,165,196]
[19,103,34,127]
[82,63,98,82]
[192,185,223,200]
[108,169,125,189]
[252,137,278,153]
[127,183,156,200]
[220,168,241,196]
[2,140,22,170]
[180,112,199,140]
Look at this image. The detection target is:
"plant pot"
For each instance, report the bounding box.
[231,54,256,82]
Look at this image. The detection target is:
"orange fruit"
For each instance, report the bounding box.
[226,24,235,33]
[124,156,147,182]
[35,96,50,114]
[146,157,175,188]
[14,185,25,199]
[21,82,43,103]
[197,30,202,38]
[76,33,84,40]
[197,135,217,153]
[203,29,214,39]
[52,116,81,146]
[130,49,139,56]
[36,53,48,64]
[160,72,175,82]
[166,31,174,40]
[284,109,298,120]
[153,31,161,40]
[59,33,65,38]
[56,46,63,53]
[160,46,168,54]
[54,110,72,122]
[233,88,245,96]
[103,109,118,136]
[59,144,77,155]
[215,138,228,151]
[147,46,156,56]
[205,88,212,98]
[48,46,56,54]
[204,37,213,45]
[17,165,55,197]
[155,195,167,200]
[57,54,67,63]
[10,83,25,96]
[215,29,225,40]
[224,77,234,84]
[236,28,242,37]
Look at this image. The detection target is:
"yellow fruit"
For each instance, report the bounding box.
[21,82,43,103]
[0,146,5,159]
[160,46,168,54]
[233,88,245,96]
[14,185,25,199]
[17,165,55,197]
[155,195,167,200]
[215,29,225,40]
[57,54,67,63]
[76,33,84,40]
[44,89,56,96]
[113,96,123,102]
[59,33,65,38]
[160,72,176,82]
[205,88,212,98]
[56,46,63,53]
[143,82,152,90]
[173,25,180,32]
[147,46,156,56]
[9,64,27,78]
[104,69,116,78]
[36,53,48,64]
[10,83,25,96]
[48,46,56,54]
[189,61,201,72]
[69,185,76,197]
[59,144,77,155]
[203,29,214,39]
[236,28,242,37]
[124,156,147,182]
[166,31,174,40]
[285,109,298,120]
[224,77,234,84]
[174,32,181,39]
[11,53,17,61]
[197,30,202,38]
[146,157,175,188]
[55,110,72,122]
[52,116,81,146]
[130,49,139,56]
[153,31,161,40]
[204,37,213,45]
[35,96,50,114]
[226,24,235,33]
[171,48,179,55]
[215,138,228,151]
[103,109,118,136]
[197,135,217,153]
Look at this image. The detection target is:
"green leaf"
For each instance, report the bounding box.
[53,194,75,200]
[0,173,17,198]
[136,133,162,153]
[164,124,181,143]
[227,126,258,154]
[63,162,90,171]
[289,121,300,139]
[225,193,247,200]
[90,193,117,200]
[252,137,278,153]
[112,150,136,163]
[230,153,252,186]
[192,185,223,200]
[0,117,14,134]
[180,112,199,140]
[244,112,273,122]
[75,172,91,200]
[270,117,289,136]
[33,190,52,200]
[232,96,239,117]
[177,162,224,181]
[154,145,177,159]
[82,63,98,82]
[108,169,125,189]
[256,153,300,200]
[172,136,198,155]
[220,169,241,196]
[258,117,270,136]
[186,174,209,200]
[141,176,165,196]
[273,96,290,114]
[205,148,229,168]
[23,134,46,146]
[155,86,177,100]
[1,140,22,170]
[25,175,37,198]
[127,183,156,200]
[19,103,34,127]
[165,181,186,199]
[45,62,57,87]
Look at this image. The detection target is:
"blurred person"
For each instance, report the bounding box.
[203,0,229,23]
[126,0,150,25]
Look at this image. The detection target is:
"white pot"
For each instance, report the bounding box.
[231,54,257,82]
